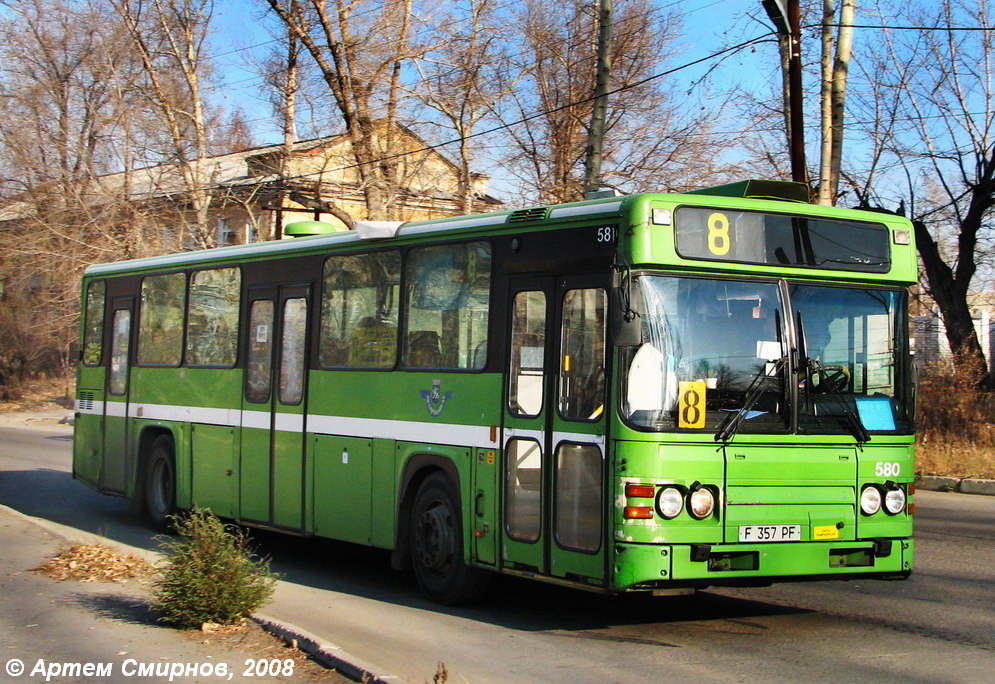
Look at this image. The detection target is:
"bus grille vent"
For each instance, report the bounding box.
[508,207,547,223]
[77,391,94,411]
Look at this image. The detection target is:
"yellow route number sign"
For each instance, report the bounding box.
[678,381,707,429]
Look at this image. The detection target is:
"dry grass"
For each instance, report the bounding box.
[32,543,155,583]
[915,359,995,478]
[0,375,73,412]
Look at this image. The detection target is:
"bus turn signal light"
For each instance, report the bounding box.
[624,506,654,519]
[625,483,656,498]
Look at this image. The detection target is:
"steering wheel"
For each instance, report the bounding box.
[817,365,851,393]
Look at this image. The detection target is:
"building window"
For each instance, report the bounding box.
[218,218,235,246]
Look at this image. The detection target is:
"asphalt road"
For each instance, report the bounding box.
[2,421,994,683]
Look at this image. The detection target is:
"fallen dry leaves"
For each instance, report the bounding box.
[32,543,154,583]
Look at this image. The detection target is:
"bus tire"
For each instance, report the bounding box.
[144,436,177,532]
[409,472,489,605]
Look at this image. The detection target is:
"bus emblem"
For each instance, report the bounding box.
[420,379,452,417]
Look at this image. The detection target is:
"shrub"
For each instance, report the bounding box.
[152,509,279,628]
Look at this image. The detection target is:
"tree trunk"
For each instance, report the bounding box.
[914,218,989,385]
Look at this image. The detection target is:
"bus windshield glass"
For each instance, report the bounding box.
[623,276,788,433]
[622,276,912,435]
[792,284,912,435]
[675,207,890,272]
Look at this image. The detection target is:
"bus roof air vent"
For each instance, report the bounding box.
[508,207,548,223]
[686,179,810,203]
[283,220,349,237]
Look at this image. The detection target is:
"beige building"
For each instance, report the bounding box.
[0,125,501,245]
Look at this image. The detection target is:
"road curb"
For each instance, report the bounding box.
[916,475,995,495]
[0,503,405,684]
[253,614,408,684]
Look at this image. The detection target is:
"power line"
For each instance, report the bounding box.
[804,22,995,31]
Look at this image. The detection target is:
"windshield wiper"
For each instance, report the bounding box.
[805,358,870,444]
[715,356,786,444]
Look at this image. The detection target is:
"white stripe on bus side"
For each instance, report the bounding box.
[105,401,128,417]
[128,403,240,426]
[76,400,105,415]
[306,413,492,446]
[111,401,505,447]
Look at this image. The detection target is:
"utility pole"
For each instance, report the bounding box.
[763,0,807,184]
[584,0,613,197]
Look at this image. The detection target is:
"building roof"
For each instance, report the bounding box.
[0,129,498,222]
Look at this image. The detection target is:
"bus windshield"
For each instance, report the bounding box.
[623,275,788,433]
[792,283,912,435]
[622,275,912,435]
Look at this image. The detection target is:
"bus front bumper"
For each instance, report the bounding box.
[613,538,913,591]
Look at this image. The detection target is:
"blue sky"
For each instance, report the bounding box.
[206,0,782,148]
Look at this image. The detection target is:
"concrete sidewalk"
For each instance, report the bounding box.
[0,504,352,683]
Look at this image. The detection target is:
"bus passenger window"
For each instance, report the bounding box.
[320,251,401,368]
[559,289,606,420]
[186,267,240,367]
[138,272,185,366]
[404,241,491,370]
[82,281,105,366]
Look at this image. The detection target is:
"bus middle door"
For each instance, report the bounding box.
[240,284,311,531]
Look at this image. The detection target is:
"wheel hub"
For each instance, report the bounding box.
[415,504,452,571]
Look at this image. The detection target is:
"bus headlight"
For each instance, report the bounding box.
[688,487,715,519]
[860,485,882,515]
[656,487,683,519]
[884,487,906,515]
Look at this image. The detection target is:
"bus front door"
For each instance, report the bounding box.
[240,284,311,531]
[501,277,607,586]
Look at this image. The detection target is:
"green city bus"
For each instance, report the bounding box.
[73,179,916,603]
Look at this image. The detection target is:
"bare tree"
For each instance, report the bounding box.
[262,0,425,221]
[849,0,995,383]
[408,0,518,213]
[816,0,856,205]
[108,0,218,248]
[495,0,726,204]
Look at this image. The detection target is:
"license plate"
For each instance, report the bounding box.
[739,524,802,543]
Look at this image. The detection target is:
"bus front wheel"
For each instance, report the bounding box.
[409,473,488,605]
[144,436,177,531]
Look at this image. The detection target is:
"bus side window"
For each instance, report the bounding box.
[82,281,106,366]
[138,272,186,366]
[320,251,401,368]
[186,267,240,367]
[559,288,606,421]
[404,241,491,370]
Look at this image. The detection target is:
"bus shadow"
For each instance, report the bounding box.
[0,467,811,634]
[245,528,812,633]
[0,468,160,553]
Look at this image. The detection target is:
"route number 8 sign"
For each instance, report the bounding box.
[678,380,707,429]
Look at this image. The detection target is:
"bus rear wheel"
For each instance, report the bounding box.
[144,436,176,531]
[409,473,488,605]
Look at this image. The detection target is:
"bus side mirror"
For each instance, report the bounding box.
[611,282,643,347]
